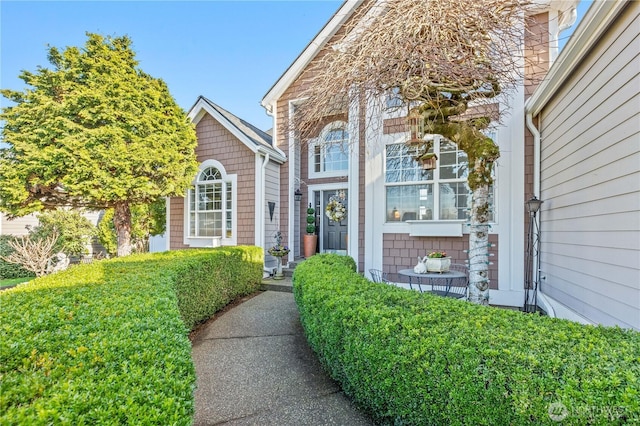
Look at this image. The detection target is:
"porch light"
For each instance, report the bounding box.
[526,196,543,215]
[294,188,302,202]
[406,108,424,145]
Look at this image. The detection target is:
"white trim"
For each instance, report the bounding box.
[287,100,298,263]
[165,196,170,251]
[261,1,365,113]
[183,159,237,247]
[347,91,360,265]
[308,183,350,254]
[255,153,270,247]
[308,121,350,179]
[526,0,627,115]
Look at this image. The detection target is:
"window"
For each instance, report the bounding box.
[188,165,233,239]
[385,136,494,222]
[309,122,349,178]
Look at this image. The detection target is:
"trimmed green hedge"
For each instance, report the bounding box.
[0,246,262,425]
[293,254,640,425]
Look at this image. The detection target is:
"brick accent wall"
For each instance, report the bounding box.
[169,113,256,250]
[383,234,499,289]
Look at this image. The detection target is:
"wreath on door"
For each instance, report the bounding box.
[325,197,346,222]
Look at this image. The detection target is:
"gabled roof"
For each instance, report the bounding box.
[260,0,365,113]
[188,96,286,163]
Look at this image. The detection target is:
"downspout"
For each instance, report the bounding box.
[260,152,270,252]
[525,112,555,317]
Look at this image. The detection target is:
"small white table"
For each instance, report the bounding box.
[397,269,467,298]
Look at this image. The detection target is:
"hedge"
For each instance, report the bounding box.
[293,254,640,425]
[0,246,263,425]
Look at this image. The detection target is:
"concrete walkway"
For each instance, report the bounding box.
[191,288,373,425]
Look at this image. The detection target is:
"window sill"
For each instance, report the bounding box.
[405,220,464,237]
[185,236,223,248]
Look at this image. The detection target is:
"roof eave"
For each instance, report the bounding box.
[526,0,628,116]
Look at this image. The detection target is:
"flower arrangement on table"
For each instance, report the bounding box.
[268,231,290,258]
[325,198,346,222]
[427,251,448,258]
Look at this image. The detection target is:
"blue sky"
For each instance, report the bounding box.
[1,1,341,131]
[1,1,591,132]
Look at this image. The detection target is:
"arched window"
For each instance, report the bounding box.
[188,164,234,239]
[384,136,494,222]
[309,121,349,178]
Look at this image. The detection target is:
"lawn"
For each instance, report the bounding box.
[0,277,31,287]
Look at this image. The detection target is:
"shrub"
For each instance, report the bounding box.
[293,254,640,425]
[0,246,262,425]
[0,235,35,279]
[32,210,96,256]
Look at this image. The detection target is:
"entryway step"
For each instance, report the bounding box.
[261,276,293,293]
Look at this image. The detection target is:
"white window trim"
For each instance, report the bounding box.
[382,135,497,236]
[308,121,349,179]
[184,159,237,247]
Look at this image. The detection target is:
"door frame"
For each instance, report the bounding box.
[307,183,349,254]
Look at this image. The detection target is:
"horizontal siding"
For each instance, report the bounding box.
[264,161,280,250]
[0,214,39,236]
[538,2,640,330]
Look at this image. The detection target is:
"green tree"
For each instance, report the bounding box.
[0,33,197,256]
[97,198,166,256]
[31,209,96,256]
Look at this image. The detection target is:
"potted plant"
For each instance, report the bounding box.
[425,250,451,273]
[303,204,317,258]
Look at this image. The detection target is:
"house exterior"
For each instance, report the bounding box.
[0,211,106,257]
[260,0,582,309]
[167,96,286,265]
[0,213,39,237]
[526,1,640,330]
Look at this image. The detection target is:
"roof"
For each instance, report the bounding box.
[188,96,286,163]
[526,1,628,116]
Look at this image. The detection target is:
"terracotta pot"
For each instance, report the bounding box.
[303,234,317,258]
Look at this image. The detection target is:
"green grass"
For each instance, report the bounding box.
[0,277,31,287]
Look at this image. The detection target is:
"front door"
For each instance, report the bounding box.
[321,190,348,254]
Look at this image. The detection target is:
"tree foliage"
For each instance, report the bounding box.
[293,0,530,304]
[0,33,198,256]
[31,209,96,256]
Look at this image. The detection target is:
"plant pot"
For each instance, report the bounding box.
[426,256,451,273]
[303,234,317,258]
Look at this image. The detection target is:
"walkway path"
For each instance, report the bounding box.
[191,288,373,425]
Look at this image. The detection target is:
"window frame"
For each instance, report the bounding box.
[308,121,350,179]
[384,135,496,224]
[184,159,237,246]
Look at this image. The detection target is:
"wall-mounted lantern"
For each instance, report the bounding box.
[406,108,424,145]
[294,188,302,202]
